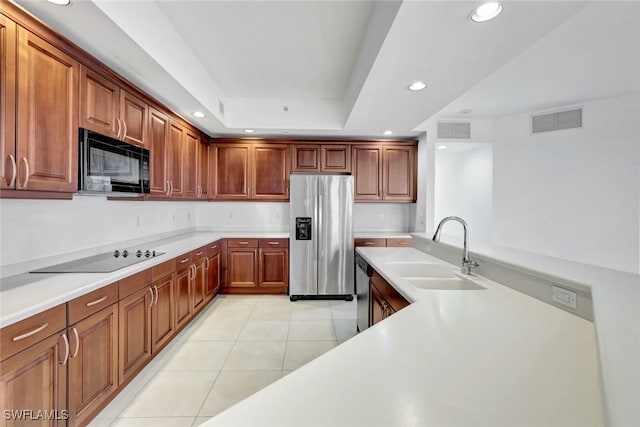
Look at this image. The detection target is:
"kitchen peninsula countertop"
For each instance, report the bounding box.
[0,231,288,328]
[204,247,604,427]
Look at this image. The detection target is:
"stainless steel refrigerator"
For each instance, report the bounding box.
[289,174,354,301]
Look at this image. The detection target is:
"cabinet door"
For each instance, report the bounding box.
[16,27,78,192]
[198,140,209,199]
[192,259,207,314]
[175,265,193,330]
[183,129,199,198]
[227,248,257,288]
[291,144,320,172]
[118,286,152,385]
[68,305,118,427]
[0,333,68,427]
[151,274,175,354]
[214,144,251,199]
[252,144,289,200]
[79,66,119,138]
[120,90,147,147]
[369,283,386,327]
[1,15,17,190]
[148,107,170,195]
[205,250,221,301]
[352,146,382,201]
[168,121,184,197]
[258,248,288,291]
[383,145,416,201]
[321,145,351,173]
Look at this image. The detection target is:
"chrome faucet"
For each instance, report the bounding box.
[432,216,479,275]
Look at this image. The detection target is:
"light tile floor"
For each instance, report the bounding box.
[89,295,357,427]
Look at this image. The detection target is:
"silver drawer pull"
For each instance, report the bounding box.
[267,241,279,245]
[238,241,249,245]
[196,251,204,256]
[365,242,374,245]
[210,245,218,250]
[71,327,79,358]
[12,323,49,341]
[60,333,69,365]
[180,258,190,263]
[85,295,107,307]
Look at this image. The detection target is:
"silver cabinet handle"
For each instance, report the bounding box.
[365,242,375,246]
[122,119,128,141]
[187,264,192,281]
[116,118,122,139]
[19,156,29,188]
[85,295,107,307]
[60,333,69,365]
[195,251,204,256]
[12,322,48,341]
[180,257,190,264]
[238,241,249,245]
[169,181,173,196]
[267,241,279,246]
[71,327,80,358]
[210,245,218,250]
[192,264,197,280]
[6,154,17,187]
[165,180,170,196]
[153,285,159,306]
[204,257,210,271]
[148,287,154,308]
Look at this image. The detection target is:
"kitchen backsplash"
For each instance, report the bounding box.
[1,197,412,270]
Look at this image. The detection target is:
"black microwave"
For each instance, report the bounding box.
[79,128,150,195]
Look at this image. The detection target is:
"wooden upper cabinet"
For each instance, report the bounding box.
[80,65,148,147]
[383,145,416,201]
[198,140,209,199]
[168,121,185,197]
[16,27,78,192]
[321,144,350,173]
[291,144,350,173]
[79,65,119,138]
[291,144,320,172]
[214,144,251,200]
[120,90,147,147]
[0,14,17,191]
[148,107,170,195]
[352,146,382,201]
[252,144,289,200]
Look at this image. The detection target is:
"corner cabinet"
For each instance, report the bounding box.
[352,143,417,202]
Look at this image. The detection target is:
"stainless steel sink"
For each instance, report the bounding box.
[405,276,486,291]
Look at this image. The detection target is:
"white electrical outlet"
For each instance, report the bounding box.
[379,214,384,223]
[187,212,191,222]
[552,285,577,309]
[136,216,140,228]
[171,213,175,223]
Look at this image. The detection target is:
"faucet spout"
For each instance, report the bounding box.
[432,216,479,275]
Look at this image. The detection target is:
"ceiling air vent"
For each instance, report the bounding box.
[532,108,582,134]
[437,122,470,139]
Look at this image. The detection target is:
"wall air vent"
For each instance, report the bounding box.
[437,122,471,139]
[532,108,582,134]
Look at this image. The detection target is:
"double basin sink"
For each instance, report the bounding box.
[384,261,485,291]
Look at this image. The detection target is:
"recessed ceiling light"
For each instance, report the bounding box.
[47,0,71,5]
[244,129,255,134]
[438,145,448,150]
[408,81,427,91]
[192,111,206,118]
[383,130,393,136]
[470,2,503,23]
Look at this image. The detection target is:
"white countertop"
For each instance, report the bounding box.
[204,247,604,427]
[353,231,412,239]
[0,231,287,328]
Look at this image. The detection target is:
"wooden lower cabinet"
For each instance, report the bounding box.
[227,248,258,288]
[118,286,152,385]
[151,273,176,354]
[369,283,387,327]
[205,247,221,302]
[258,248,288,292]
[67,304,118,427]
[0,333,68,426]
[224,239,289,294]
[192,256,207,314]
[175,260,193,331]
[369,269,409,327]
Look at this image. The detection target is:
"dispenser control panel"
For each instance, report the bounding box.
[295,217,312,240]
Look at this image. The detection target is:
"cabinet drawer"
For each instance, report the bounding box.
[1,304,67,361]
[228,238,258,248]
[119,269,152,299]
[193,246,207,260]
[69,282,118,324]
[258,238,289,248]
[175,252,194,269]
[205,240,222,256]
[152,258,176,282]
[386,238,412,247]
[354,238,386,247]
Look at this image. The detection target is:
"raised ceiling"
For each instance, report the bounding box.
[11,1,638,138]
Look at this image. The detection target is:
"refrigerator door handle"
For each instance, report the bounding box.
[318,185,324,260]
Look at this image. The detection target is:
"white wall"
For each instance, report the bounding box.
[195,202,289,232]
[408,132,428,232]
[353,203,411,232]
[0,196,197,266]
[492,94,639,273]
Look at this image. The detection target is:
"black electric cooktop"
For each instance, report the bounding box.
[30,249,165,273]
